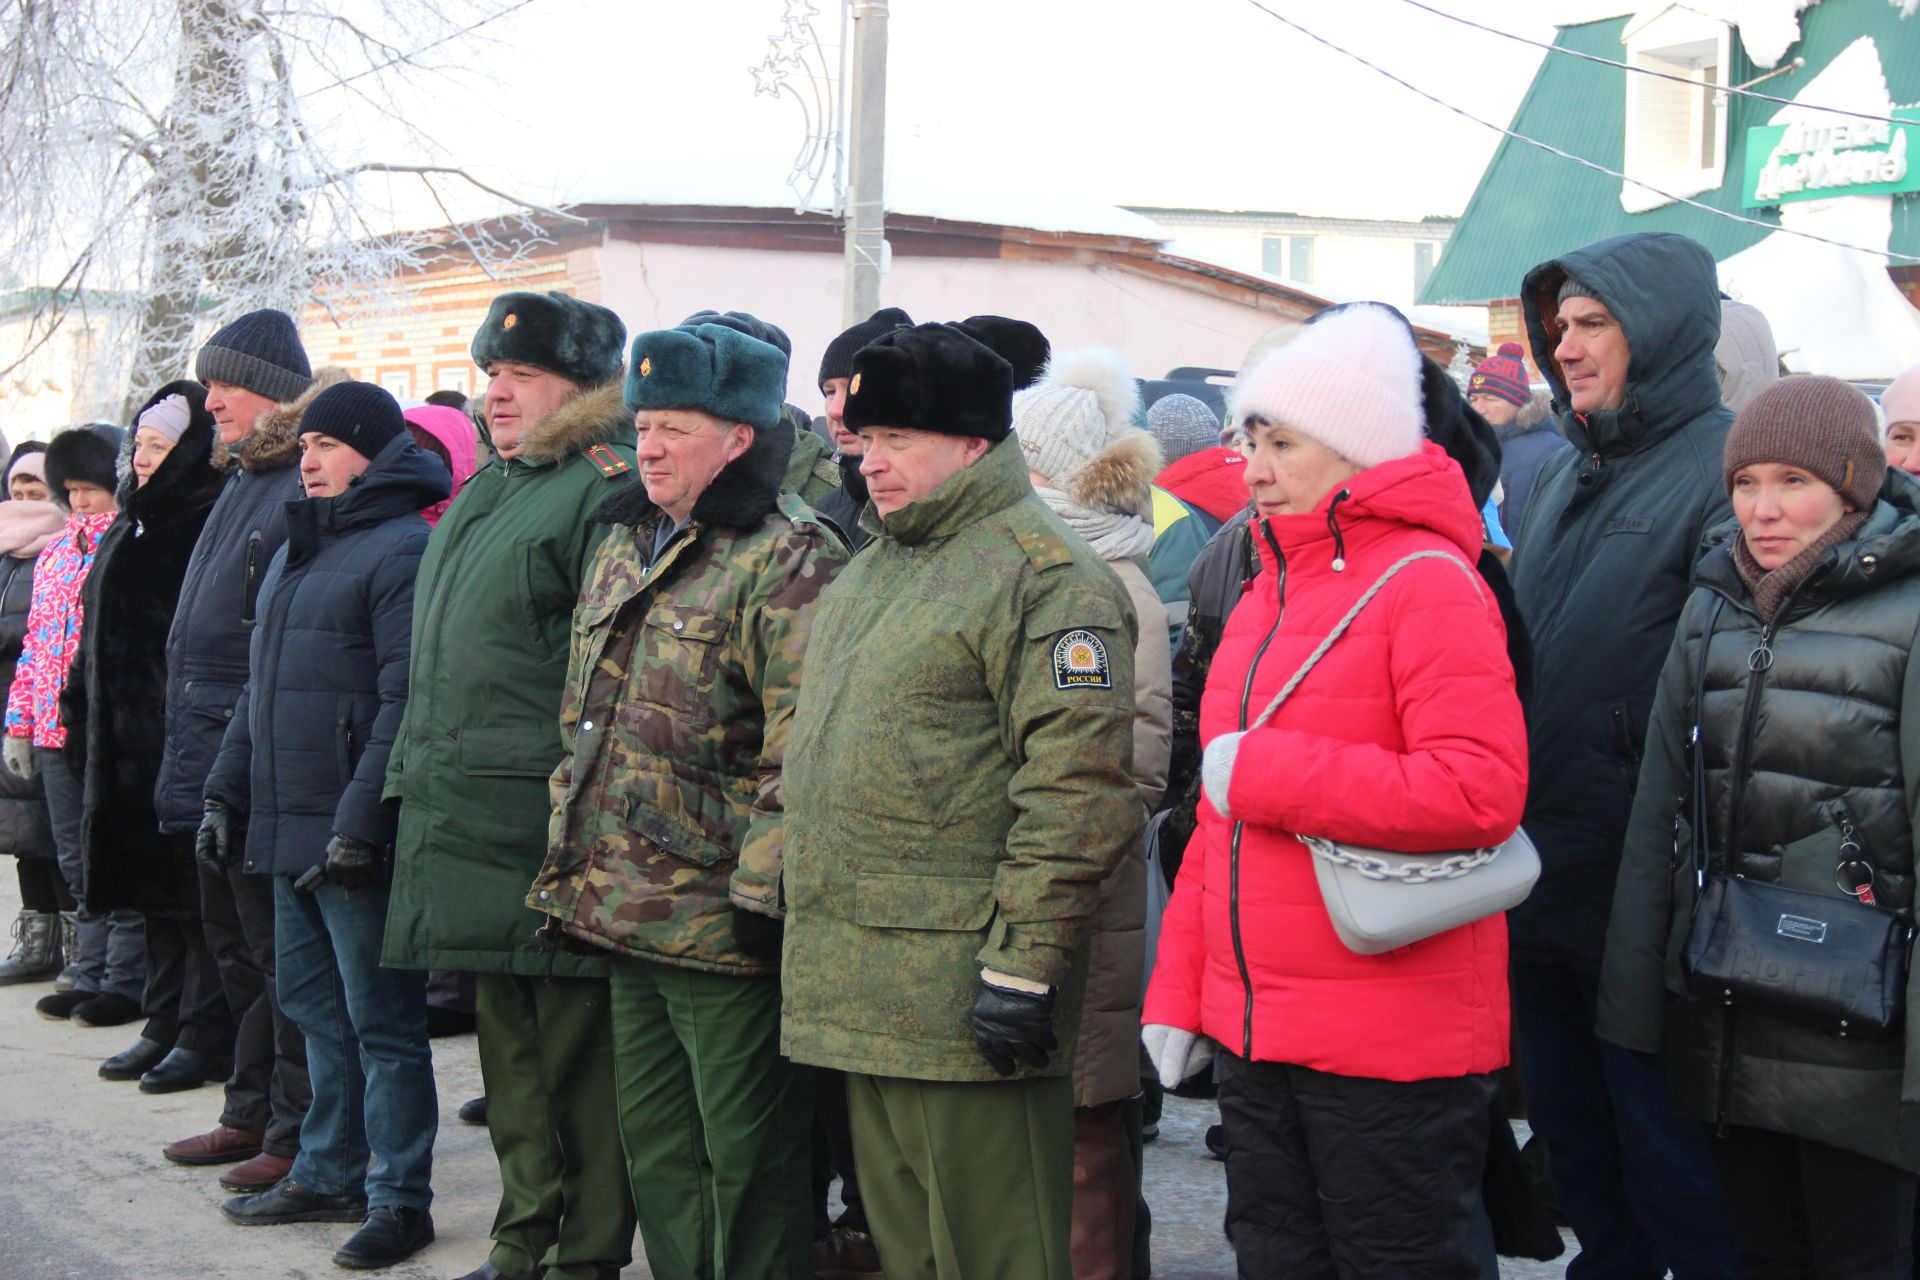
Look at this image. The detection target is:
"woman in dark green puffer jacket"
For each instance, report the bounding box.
[1598,376,1920,1275]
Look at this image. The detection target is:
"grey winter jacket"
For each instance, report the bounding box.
[1596,474,1920,1171]
[1508,232,1735,971]
[205,436,447,877]
[154,374,336,833]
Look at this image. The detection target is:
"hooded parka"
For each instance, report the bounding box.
[79,385,228,915]
[1508,232,1736,970]
[203,435,449,877]
[153,371,338,834]
[526,422,846,972]
[1496,393,1569,539]
[381,382,637,976]
[1597,473,1920,1172]
[1142,443,1528,1081]
[780,433,1142,1083]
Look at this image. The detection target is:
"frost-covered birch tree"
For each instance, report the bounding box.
[0,0,555,418]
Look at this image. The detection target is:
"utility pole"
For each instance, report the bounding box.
[841,0,888,326]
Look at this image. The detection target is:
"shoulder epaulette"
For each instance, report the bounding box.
[585,444,631,478]
[1013,523,1074,573]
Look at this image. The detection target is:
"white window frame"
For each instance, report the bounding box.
[1620,8,1731,213]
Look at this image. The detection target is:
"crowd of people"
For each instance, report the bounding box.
[1,225,1917,1280]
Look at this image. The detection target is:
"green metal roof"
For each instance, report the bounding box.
[1422,4,1920,305]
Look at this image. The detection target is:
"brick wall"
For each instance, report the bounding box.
[303,247,584,403]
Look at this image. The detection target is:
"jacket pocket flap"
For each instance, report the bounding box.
[1022,594,1123,642]
[572,600,620,631]
[457,726,559,778]
[645,607,728,645]
[855,872,996,931]
[627,796,733,868]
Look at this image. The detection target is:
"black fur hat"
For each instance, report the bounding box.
[954,315,1050,390]
[818,306,914,387]
[470,291,626,388]
[45,423,126,506]
[842,322,1014,442]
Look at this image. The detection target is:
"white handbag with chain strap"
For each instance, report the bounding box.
[1249,550,1539,956]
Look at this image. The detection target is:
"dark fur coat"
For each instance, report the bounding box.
[78,408,227,916]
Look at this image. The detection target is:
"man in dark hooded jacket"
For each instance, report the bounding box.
[1506,231,1741,1278]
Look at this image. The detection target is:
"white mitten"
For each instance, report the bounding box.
[3,735,35,781]
[1200,730,1246,820]
[1141,1023,1215,1090]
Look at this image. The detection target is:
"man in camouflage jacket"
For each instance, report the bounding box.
[781,323,1140,1280]
[528,320,846,1280]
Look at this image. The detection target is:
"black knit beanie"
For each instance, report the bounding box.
[819,307,914,387]
[44,424,125,504]
[302,381,407,460]
[195,309,313,403]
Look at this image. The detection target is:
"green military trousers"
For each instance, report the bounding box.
[608,957,814,1280]
[475,973,636,1280]
[847,1072,1076,1280]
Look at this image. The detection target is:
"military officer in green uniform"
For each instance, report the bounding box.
[381,292,638,1280]
[780,322,1142,1280]
[527,321,847,1280]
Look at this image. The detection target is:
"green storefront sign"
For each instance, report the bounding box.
[1744,112,1920,207]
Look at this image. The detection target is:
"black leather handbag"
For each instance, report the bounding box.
[1678,598,1915,1038]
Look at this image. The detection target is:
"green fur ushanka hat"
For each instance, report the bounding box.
[841,322,1014,442]
[623,323,790,432]
[470,291,627,388]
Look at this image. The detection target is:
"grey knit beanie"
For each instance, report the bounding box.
[1557,274,1597,307]
[195,309,313,403]
[1146,393,1221,464]
[1724,375,1885,512]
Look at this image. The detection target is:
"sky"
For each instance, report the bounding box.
[355,0,1562,227]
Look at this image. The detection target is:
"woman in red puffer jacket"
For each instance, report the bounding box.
[1142,304,1528,1280]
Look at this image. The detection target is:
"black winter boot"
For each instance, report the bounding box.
[0,910,61,984]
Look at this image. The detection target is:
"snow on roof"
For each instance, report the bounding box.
[564,158,1167,242]
[1161,239,1490,346]
[1718,35,1920,378]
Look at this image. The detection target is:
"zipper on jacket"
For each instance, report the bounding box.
[1608,705,1640,799]
[241,531,263,628]
[1228,520,1287,1060]
[1721,573,1821,862]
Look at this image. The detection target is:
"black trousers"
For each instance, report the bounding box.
[813,1067,868,1233]
[1708,1124,1916,1279]
[141,912,233,1053]
[15,856,73,912]
[199,858,309,1155]
[1215,1052,1494,1280]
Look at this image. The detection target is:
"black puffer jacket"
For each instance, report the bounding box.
[205,435,447,877]
[154,371,338,834]
[0,542,52,857]
[79,383,227,915]
[1508,232,1734,971]
[1597,472,1920,1171]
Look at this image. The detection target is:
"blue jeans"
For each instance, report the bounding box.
[1513,961,1740,1280]
[274,876,436,1209]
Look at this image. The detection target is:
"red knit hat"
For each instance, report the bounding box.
[1468,342,1530,408]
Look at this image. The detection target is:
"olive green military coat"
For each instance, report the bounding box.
[780,434,1143,1083]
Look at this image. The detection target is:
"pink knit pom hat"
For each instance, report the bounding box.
[1232,304,1425,468]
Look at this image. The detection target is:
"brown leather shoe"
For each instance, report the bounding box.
[162,1123,263,1166]
[219,1150,293,1193]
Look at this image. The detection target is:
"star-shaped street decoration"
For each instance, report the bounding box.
[783,0,821,24]
[771,27,808,65]
[751,54,786,97]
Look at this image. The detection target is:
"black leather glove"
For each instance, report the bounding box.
[195,801,238,872]
[732,907,785,961]
[970,972,1059,1076]
[294,835,386,894]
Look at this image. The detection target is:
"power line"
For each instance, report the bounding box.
[1397,0,1912,129]
[1238,0,1920,266]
